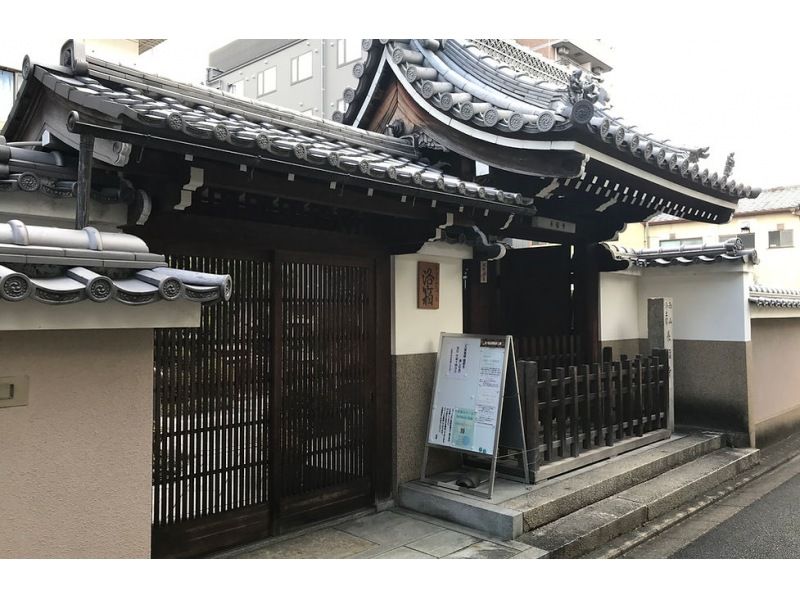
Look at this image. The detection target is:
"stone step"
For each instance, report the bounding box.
[502,432,723,533]
[398,432,721,540]
[517,447,760,559]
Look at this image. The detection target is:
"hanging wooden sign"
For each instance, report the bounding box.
[417,261,439,309]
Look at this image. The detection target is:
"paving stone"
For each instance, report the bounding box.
[377,547,435,559]
[511,547,548,559]
[335,510,444,546]
[406,530,477,557]
[235,527,376,559]
[444,541,520,559]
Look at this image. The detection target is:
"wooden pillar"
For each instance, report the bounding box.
[573,243,600,364]
[648,297,674,433]
[75,134,95,230]
[463,257,499,334]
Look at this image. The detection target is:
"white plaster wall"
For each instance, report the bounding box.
[637,264,751,342]
[391,243,470,356]
[0,329,153,558]
[0,192,128,232]
[0,300,201,331]
[600,270,642,341]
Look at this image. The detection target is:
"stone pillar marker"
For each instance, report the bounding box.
[648,297,674,433]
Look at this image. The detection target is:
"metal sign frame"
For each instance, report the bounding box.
[420,333,529,499]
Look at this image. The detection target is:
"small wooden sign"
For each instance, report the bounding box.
[417,261,440,309]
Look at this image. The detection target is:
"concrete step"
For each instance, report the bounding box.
[398,432,721,540]
[502,432,723,533]
[517,447,760,559]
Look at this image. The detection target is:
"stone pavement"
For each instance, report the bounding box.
[219,508,546,559]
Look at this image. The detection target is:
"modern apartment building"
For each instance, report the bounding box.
[206,39,365,119]
[205,39,613,120]
[0,68,23,128]
[516,39,613,75]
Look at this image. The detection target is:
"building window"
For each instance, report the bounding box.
[291,51,313,84]
[768,229,794,248]
[659,237,703,250]
[257,67,277,96]
[227,80,244,97]
[0,68,20,127]
[337,39,362,66]
[719,233,755,249]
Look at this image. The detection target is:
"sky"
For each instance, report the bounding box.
[2,4,798,191]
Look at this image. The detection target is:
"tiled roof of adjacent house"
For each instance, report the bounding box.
[600,237,758,269]
[649,185,800,224]
[749,285,800,309]
[1,52,534,211]
[340,39,759,203]
[0,220,231,305]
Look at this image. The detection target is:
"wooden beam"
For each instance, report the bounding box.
[127,210,437,257]
[75,133,94,229]
[200,162,442,222]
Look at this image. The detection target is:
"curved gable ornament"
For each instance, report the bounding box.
[59,39,89,76]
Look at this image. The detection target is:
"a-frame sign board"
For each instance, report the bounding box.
[420,333,529,500]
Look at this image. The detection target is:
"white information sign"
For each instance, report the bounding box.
[427,334,509,456]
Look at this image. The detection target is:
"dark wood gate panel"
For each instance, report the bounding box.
[152,255,271,558]
[152,251,379,557]
[273,253,375,527]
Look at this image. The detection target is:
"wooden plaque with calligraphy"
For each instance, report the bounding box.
[417,261,440,309]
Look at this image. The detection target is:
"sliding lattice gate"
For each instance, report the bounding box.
[152,252,376,558]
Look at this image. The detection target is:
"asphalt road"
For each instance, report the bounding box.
[673,469,800,558]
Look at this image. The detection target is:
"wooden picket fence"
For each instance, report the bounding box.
[514,334,583,371]
[516,349,670,476]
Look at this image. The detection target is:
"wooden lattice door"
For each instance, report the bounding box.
[152,251,377,557]
[152,255,272,558]
[273,252,376,527]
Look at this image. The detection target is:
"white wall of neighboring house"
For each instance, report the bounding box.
[615,221,646,248]
[646,212,800,288]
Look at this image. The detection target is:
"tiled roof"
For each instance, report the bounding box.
[749,285,800,309]
[2,51,534,211]
[0,220,231,305]
[601,237,758,268]
[341,39,759,202]
[650,185,800,224]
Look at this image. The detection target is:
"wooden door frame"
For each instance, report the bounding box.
[139,214,394,549]
[269,248,391,533]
